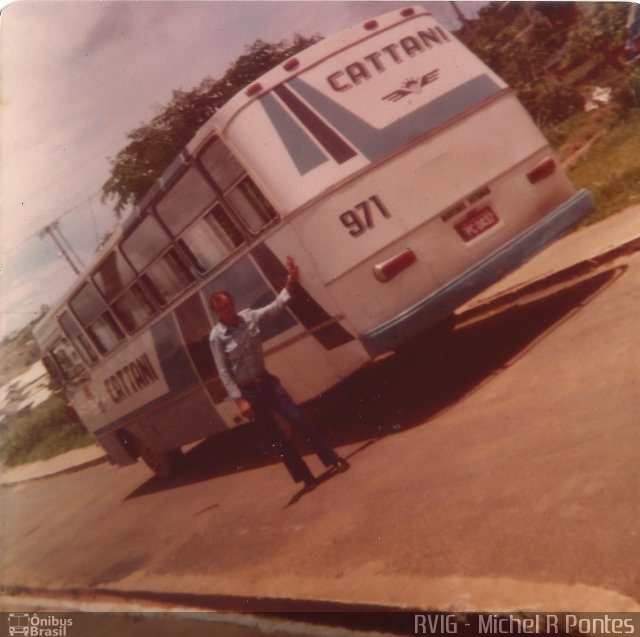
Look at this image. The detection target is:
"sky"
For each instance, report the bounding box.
[0,0,486,340]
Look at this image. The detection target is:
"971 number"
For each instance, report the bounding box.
[339,195,391,237]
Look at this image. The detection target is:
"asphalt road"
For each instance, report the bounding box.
[1,250,639,614]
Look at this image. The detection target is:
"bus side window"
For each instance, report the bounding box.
[42,353,64,387]
[226,177,278,234]
[58,310,99,365]
[199,138,277,234]
[178,204,245,273]
[121,215,195,307]
[156,165,218,235]
[155,163,245,274]
[50,337,85,380]
[69,282,125,355]
[93,251,156,333]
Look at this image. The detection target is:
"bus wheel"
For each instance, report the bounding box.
[139,444,184,478]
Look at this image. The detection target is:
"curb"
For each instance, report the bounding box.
[455,236,640,325]
[0,454,108,488]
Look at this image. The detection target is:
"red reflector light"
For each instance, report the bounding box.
[364,19,378,30]
[245,83,263,97]
[527,158,556,183]
[374,249,417,282]
[400,7,415,17]
[283,58,299,71]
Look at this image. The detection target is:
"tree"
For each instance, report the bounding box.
[102,34,321,217]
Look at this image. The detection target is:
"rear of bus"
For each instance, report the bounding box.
[214,6,595,355]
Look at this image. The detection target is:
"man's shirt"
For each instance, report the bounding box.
[209,289,291,400]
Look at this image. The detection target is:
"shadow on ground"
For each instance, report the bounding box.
[126,266,624,500]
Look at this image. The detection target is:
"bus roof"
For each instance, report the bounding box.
[210,5,431,135]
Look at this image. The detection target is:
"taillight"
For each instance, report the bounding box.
[283,58,300,72]
[245,83,263,97]
[400,7,415,17]
[363,20,379,31]
[527,158,556,183]
[374,249,417,282]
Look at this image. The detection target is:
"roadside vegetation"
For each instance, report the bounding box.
[0,395,93,468]
[0,320,94,469]
[459,2,640,225]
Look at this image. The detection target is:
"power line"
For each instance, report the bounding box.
[3,189,109,256]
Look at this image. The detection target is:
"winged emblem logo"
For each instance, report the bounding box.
[382,69,439,102]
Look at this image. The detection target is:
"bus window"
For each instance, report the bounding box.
[199,138,277,234]
[111,284,156,332]
[121,215,173,271]
[69,282,125,354]
[141,249,194,306]
[122,215,195,306]
[226,177,278,233]
[42,354,63,386]
[178,204,245,273]
[156,165,218,235]
[58,310,99,364]
[93,251,156,333]
[199,138,244,190]
[50,337,85,380]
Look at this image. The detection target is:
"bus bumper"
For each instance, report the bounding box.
[360,189,596,356]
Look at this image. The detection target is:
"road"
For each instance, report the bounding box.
[1,248,639,614]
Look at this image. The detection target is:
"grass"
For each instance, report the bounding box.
[0,395,94,468]
[567,108,640,224]
[546,107,640,225]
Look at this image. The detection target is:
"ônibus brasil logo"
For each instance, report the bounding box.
[8,613,73,637]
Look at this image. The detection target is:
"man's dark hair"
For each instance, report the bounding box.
[210,291,233,308]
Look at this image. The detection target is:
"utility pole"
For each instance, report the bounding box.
[450,1,470,29]
[38,221,82,275]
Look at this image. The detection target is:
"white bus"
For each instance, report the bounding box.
[33,6,595,476]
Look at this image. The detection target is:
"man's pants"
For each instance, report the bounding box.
[241,373,340,483]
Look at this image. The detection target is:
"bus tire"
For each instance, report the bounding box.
[139,444,184,478]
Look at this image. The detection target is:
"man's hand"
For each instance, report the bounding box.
[236,398,255,420]
[285,256,299,292]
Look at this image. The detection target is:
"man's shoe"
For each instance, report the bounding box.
[334,458,350,473]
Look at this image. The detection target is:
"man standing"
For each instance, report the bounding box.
[209,256,349,492]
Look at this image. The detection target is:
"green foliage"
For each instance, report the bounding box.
[567,108,640,223]
[0,395,93,467]
[517,79,584,128]
[564,3,628,67]
[611,67,640,110]
[102,34,322,217]
[458,2,630,127]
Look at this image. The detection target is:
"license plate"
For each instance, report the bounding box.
[454,206,499,243]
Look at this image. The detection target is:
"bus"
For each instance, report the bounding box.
[33,6,596,476]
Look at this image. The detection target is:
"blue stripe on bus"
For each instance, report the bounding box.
[287,74,503,164]
[259,92,328,175]
[360,190,596,356]
[273,84,357,164]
